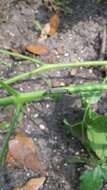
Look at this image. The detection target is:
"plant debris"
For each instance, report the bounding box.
[48,14,59,36]
[6,132,46,175]
[39,14,59,41]
[25,44,49,55]
[13,176,46,190]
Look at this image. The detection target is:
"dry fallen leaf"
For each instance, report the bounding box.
[48,14,59,36]
[38,14,59,41]
[25,44,49,55]
[39,23,51,41]
[13,177,45,190]
[6,151,15,163]
[6,132,45,174]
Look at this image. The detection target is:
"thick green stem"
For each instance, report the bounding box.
[0,104,22,165]
[3,60,107,86]
[1,50,107,86]
[0,83,107,106]
[1,49,107,87]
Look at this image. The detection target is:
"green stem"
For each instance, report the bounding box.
[0,49,44,65]
[0,60,12,67]
[3,60,107,86]
[0,104,22,165]
[0,80,19,96]
[82,104,90,142]
[0,83,107,106]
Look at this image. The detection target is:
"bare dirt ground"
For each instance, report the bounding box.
[0,0,107,189]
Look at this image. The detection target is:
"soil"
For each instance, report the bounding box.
[0,0,107,190]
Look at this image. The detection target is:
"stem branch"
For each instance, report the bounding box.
[3,60,107,86]
[0,83,107,106]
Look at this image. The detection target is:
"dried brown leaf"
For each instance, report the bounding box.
[25,44,49,55]
[6,132,45,173]
[13,177,45,190]
[48,14,59,36]
[38,14,59,41]
[39,23,51,41]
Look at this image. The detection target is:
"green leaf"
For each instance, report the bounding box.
[64,97,107,160]
[48,88,66,102]
[86,109,107,160]
[0,80,19,96]
[101,163,107,181]
[0,122,9,129]
[50,93,62,102]
[81,90,101,105]
[80,166,103,190]
[63,119,84,142]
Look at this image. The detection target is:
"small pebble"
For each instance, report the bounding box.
[80,149,84,152]
[56,55,60,58]
[64,163,68,167]
[9,32,15,37]
[60,82,65,86]
[34,138,37,142]
[54,136,58,140]
[25,129,31,134]
[24,115,27,118]
[70,69,77,76]
[56,71,61,76]
[80,66,83,70]
[61,146,65,150]
[75,151,79,155]
[81,49,84,54]
[89,69,93,74]
[19,87,24,92]
[57,165,60,169]
[55,50,58,55]
[77,168,81,171]
[34,113,39,118]
[64,52,69,57]
[26,107,31,112]
[39,124,45,130]
[46,104,50,108]
[26,172,30,177]
[80,80,83,84]
[27,85,30,89]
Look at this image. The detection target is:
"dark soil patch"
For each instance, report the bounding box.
[0,0,107,189]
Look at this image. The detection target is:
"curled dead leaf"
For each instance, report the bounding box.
[6,132,45,174]
[38,14,59,41]
[39,23,51,41]
[48,14,59,36]
[13,177,46,190]
[25,44,49,55]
